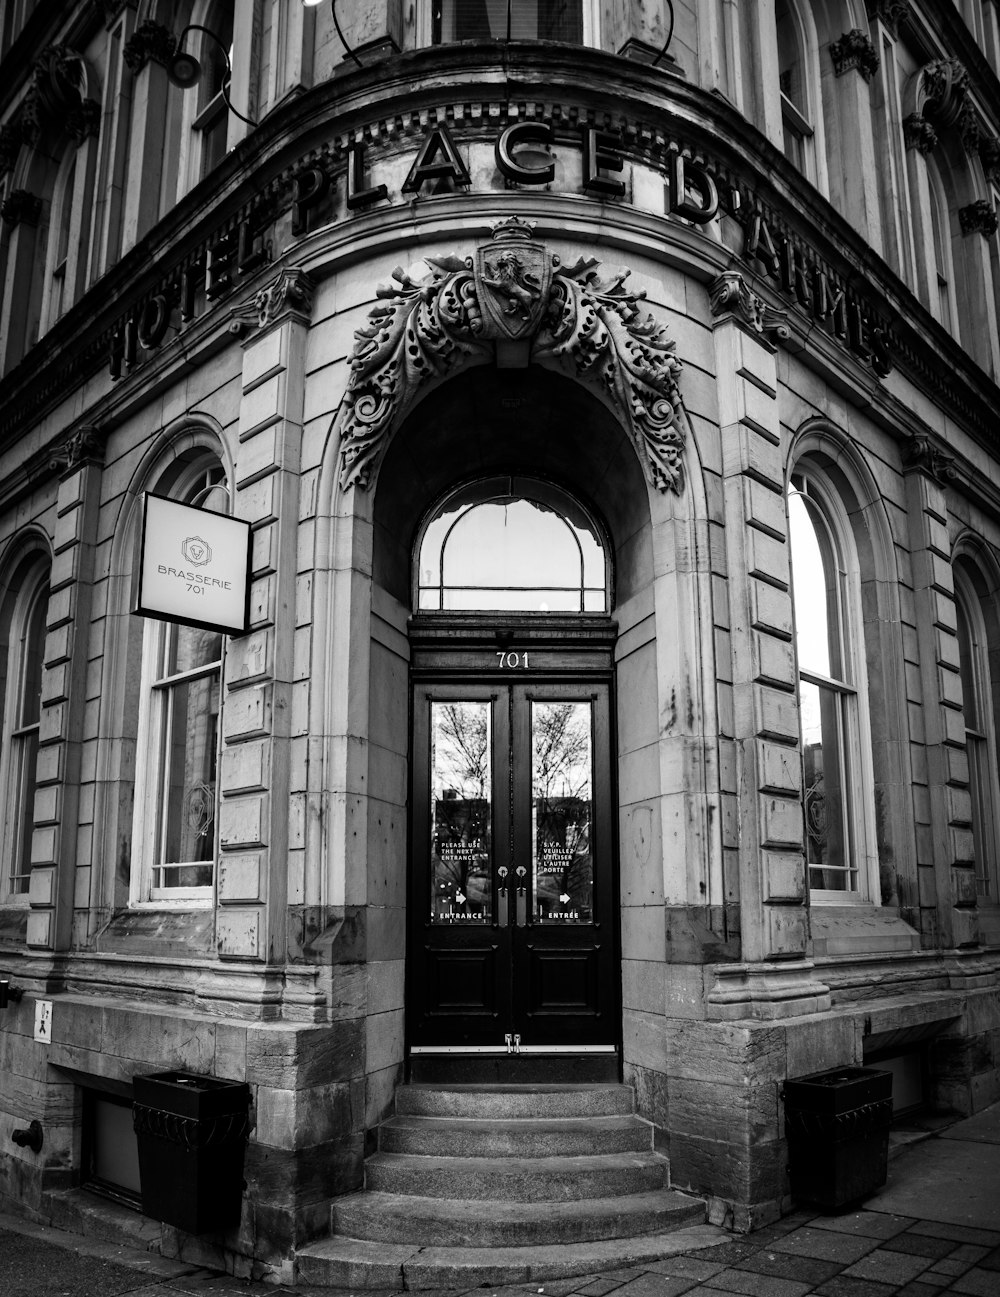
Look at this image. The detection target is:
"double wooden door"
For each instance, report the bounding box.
[407,676,617,1052]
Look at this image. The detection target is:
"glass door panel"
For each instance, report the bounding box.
[430,700,493,923]
[531,700,593,923]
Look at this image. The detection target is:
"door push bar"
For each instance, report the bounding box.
[504,1033,522,1054]
[496,866,528,926]
[515,865,527,926]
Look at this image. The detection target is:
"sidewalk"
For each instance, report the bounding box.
[0,1103,997,1297]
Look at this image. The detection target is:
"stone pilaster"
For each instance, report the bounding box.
[218,270,314,964]
[28,428,106,951]
[708,277,827,1016]
[903,440,978,948]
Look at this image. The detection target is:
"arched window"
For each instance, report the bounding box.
[788,466,876,899]
[415,477,608,613]
[775,0,816,176]
[42,149,76,331]
[0,550,50,899]
[130,454,226,903]
[954,561,1000,901]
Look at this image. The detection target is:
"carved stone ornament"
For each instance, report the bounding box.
[123,21,177,74]
[864,0,910,37]
[919,59,969,129]
[708,271,790,344]
[31,46,85,123]
[830,30,880,82]
[66,99,101,146]
[903,112,937,154]
[0,189,42,228]
[959,199,999,239]
[230,267,315,333]
[48,425,107,475]
[0,121,20,174]
[958,100,981,156]
[903,433,957,485]
[336,218,687,496]
[981,136,1000,183]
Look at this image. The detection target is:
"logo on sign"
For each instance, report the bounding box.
[182,535,212,566]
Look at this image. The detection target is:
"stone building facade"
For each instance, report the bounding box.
[0,0,999,1284]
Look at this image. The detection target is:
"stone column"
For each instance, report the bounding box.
[217,269,314,965]
[707,272,830,1017]
[825,30,883,253]
[28,428,106,952]
[903,439,978,949]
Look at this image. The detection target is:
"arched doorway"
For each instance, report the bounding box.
[370,365,656,1081]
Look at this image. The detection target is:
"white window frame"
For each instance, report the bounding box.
[129,459,226,908]
[788,467,879,905]
[0,558,49,904]
[954,566,1000,902]
[774,0,825,189]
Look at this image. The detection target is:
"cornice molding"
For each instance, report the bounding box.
[337,217,686,496]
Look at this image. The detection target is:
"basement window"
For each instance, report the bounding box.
[82,1090,141,1207]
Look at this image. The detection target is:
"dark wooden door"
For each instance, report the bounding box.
[408,677,616,1051]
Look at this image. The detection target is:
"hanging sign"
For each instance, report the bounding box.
[133,492,252,635]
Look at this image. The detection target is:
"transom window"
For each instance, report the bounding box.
[416,477,607,613]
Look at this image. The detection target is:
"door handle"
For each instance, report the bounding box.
[516,887,526,926]
[497,887,508,926]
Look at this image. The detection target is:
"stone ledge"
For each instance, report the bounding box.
[810,904,921,957]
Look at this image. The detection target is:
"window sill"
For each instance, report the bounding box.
[809,904,920,958]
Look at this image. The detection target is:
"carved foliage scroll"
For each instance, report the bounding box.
[336,220,687,495]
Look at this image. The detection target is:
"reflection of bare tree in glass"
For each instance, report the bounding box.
[432,703,491,917]
[533,703,593,918]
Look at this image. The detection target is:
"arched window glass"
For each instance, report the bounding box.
[775,0,814,173]
[788,469,873,897]
[433,1,585,44]
[131,455,226,903]
[954,565,1000,900]
[0,554,50,898]
[416,477,607,613]
[45,151,76,330]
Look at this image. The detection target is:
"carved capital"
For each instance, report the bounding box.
[903,112,936,154]
[865,0,910,37]
[1,189,42,227]
[0,121,21,174]
[231,267,315,334]
[48,425,107,476]
[335,221,687,497]
[830,30,879,82]
[919,59,969,129]
[903,433,957,485]
[32,45,85,124]
[123,21,176,74]
[959,199,999,239]
[981,136,1000,182]
[66,98,101,145]
[708,271,790,344]
[958,101,981,156]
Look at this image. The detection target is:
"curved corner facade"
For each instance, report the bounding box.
[1,0,999,1279]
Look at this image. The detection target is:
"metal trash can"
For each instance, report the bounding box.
[783,1066,893,1210]
[132,1071,251,1234]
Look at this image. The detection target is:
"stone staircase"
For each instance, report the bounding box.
[296,1082,716,1289]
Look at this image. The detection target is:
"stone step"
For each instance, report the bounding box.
[296,1220,728,1290]
[364,1150,668,1201]
[395,1082,635,1119]
[331,1186,703,1247]
[378,1112,652,1157]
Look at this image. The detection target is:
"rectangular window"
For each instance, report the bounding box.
[433,0,584,43]
[1,576,48,898]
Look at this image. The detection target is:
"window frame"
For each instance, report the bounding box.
[788,466,879,905]
[953,562,1000,903]
[0,553,50,904]
[426,0,600,48]
[129,457,226,908]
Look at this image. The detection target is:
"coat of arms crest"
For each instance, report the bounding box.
[473,217,553,341]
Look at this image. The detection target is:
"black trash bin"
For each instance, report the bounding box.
[132,1071,251,1234]
[783,1066,893,1210]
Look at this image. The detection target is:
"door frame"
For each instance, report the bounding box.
[405,614,623,1073]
